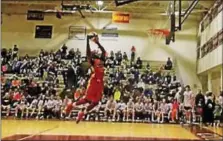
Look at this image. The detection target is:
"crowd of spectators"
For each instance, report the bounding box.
[1,44,222,127]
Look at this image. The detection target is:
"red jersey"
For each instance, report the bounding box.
[172,101,179,110]
[92,59,104,81]
[85,59,104,102]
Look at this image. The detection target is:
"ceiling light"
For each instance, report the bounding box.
[96,1,104,6]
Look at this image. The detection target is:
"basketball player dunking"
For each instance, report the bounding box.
[67,32,106,124]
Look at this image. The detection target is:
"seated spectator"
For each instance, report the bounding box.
[126,98,135,122]
[110,51,114,60]
[116,100,126,121]
[165,57,172,70]
[1,93,11,117]
[114,88,121,102]
[104,96,116,121]
[15,96,27,118]
[143,98,153,122]
[42,95,55,119]
[26,98,38,118]
[137,79,145,92]
[152,99,160,123]
[146,62,150,70]
[135,57,142,69]
[116,51,122,65]
[12,45,19,59]
[123,52,128,61]
[159,99,171,123]
[53,96,62,119]
[134,99,144,121]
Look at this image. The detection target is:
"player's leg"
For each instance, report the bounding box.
[76,101,98,124]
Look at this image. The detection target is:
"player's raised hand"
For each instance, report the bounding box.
[87,32,99,44]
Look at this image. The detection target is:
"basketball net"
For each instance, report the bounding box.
[147,29,170,44]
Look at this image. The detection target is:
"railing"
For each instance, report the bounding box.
[199,0,223,33]
[197,28,223,59]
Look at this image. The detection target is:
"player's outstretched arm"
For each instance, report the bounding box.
[86,36,92,62]
[93,36,106,61]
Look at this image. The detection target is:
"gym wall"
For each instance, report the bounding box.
[1,14,201,88]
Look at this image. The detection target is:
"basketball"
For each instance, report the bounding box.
[88,32,98,42]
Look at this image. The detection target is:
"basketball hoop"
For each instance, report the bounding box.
[147,29,170,44]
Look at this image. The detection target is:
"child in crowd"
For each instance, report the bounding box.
[170,99,179,123]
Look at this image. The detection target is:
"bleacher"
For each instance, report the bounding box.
[2,58,176,122]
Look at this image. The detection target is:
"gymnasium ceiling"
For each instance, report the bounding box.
[1,0,215,20]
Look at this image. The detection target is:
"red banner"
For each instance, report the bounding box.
[112,12,130,23]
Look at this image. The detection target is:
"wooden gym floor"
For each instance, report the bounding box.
[1,119,223,140]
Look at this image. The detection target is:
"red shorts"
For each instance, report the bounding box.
[85,79,103,103]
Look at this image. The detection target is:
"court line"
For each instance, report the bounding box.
[17,125,59,141]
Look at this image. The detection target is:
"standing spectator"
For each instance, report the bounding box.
[1,48,7,59]
[61,44,68,59]
[7,48,12,61]
[12,45,19,59]
[131,46,136,63]
[170,99,179,122]
[213,99,222,127]
[203,93,215,126]
[165,57,172,70]
[183,85,193,124]
[195,89,205,121]
[219,91,223,125]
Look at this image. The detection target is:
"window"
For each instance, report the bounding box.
[35,25,53,39]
